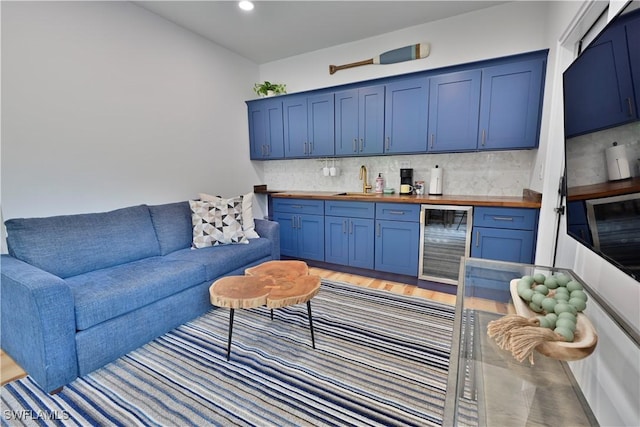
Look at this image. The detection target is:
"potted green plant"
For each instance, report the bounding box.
[253,81,287,97]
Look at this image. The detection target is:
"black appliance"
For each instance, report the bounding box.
[400,168,413,194]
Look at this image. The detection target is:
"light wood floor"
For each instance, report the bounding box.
[1,267,457,387]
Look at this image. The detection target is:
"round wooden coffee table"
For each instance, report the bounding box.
[209,260,321,360]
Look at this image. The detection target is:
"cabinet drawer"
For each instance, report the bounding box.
[375,203,420,222]
[325,201,375,218]
[473,207,538,230]
[272,198,324,215]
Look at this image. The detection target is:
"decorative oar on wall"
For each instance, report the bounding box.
[329,43,430,75]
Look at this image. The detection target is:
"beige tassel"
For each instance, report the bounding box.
[508,326,565,364]
[487,315,539,350]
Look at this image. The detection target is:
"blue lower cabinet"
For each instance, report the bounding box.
[470,227,535,264]
[471,207,538,264]
[324,201,375,269]
[374,219,420,276]
[273,211,324,261]
[325,217,374,269]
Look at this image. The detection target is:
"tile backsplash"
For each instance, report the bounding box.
[566,121,640,188]
[262,150,536,196]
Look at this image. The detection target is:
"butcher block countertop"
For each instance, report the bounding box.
[256,188,542,208]
[567,176,640,201]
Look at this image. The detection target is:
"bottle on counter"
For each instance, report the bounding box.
[375,173,384,193]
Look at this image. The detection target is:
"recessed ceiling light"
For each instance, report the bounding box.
[238,1,254,11]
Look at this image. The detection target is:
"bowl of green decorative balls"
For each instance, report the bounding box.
[509,272,598,361]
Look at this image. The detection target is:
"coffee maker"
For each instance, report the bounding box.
[400,168,413,194]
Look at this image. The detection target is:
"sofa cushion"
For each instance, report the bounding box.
[164,238,272,280]
[5,205,161,279]
[148,201,193,255]
[65,257,206,330]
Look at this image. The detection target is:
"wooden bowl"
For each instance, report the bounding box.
[509,279,598,361]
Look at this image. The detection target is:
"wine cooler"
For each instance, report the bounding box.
[419,205,473,285]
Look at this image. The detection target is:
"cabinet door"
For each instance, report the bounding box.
[264,101,285,158]
[248,100,284,159]
[325,216,350,265]
[375,219,420,276]
[307,93,335,157]
[626,14,640,118]
[428,70,481,152]
[334,89,360,155]
[479,59,544,149]
[248,103,267,159]
[384,78,428,154]
[563,23,635,137]
[273,212,298,257]
[359,85,385,155]
[283,96,308,157]
[298,214,325,261]
[471,227,534,264]
[349,218,375,270]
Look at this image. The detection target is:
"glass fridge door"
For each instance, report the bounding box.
[419,204,473,284]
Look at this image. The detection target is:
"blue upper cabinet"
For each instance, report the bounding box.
[283,95,308,157]
[624,12,640,125]
[384,77,429,154]
[563,21,636,137]
[283,93,335,158]
[248,50,547,159]
[248,99,284,159]
[428,70,481,152]
[478,58,544,150]
[335,86,385,156]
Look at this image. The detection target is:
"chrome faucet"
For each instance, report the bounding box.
[359,165,372,193]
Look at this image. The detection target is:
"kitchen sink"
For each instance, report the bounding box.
[334,192,374,197]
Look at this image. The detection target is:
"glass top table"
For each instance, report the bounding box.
[443,257,599,426]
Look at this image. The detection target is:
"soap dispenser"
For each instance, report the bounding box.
[375,173,384,193]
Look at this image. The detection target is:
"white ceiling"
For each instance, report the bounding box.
[135,1,509,64]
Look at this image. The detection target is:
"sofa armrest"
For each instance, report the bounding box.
[1,255,78,392]
[254,219,280,260]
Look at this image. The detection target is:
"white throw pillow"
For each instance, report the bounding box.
[199,192,260,239]
[189,198,248,248]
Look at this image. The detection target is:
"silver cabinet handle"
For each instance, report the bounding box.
[267,144,271,156]
[303,142,308,154]
[377,222,381,237]
[492,216,514,221]
[291,217,296,229]
[385,137,390,151]
[297,216,301,229]
[349,220,353,234]
[475,230,479,247]
[353,138,357,152]
[388,211,405,215]
[430,134,435,149]
[309,142,313,154]
[627,97,634,117]
[481,129,486,147]
[359,138,364,152]
[343,220,347,234]
[291,205,303,209]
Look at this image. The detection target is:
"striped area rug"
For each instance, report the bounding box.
[1,280,454,426]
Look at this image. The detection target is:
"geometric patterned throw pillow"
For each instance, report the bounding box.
[189,197,249,248]
[198,192,260,239]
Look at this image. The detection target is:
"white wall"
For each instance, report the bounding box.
[1,1,262,225]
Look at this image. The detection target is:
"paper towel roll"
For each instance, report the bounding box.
[605,143,631,181]
[429,166,443,195]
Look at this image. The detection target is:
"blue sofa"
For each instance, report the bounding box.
[1,201,280,393]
